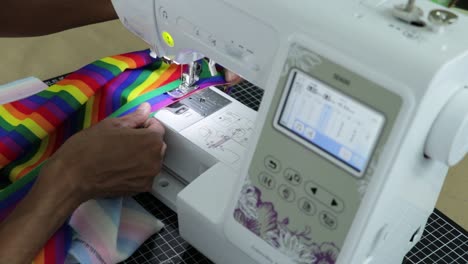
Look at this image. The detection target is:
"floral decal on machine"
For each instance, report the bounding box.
[234,181,340,264]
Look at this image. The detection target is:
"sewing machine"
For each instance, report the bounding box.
[109,0,468,263]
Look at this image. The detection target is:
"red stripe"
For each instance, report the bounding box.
[66,73,102,92]
[121,53,147,68]
[161,68,182,86]
[97,89,108,121]
[43,234,58,264]
[35,107,62,127]
[10,101,33,115]
[0,140,18,160]
[52,127,65,153]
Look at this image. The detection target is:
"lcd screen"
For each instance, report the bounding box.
[278,70,385,174]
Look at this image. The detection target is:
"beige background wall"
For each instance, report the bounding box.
[0,20,466,230]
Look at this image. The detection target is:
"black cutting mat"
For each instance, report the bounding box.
[123,193,467,264]
[43,76,467,264]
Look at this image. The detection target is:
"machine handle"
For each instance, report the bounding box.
[425,87,468,166]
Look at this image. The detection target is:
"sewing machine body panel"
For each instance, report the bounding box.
[152,87,256,209]
[115,0,468,93]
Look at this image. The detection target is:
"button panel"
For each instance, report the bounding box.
[258,155,346,232]
[174,16,260,71]
[305,181,345,213]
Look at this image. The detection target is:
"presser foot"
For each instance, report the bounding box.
[168,64,200,98]
[167,84,199,98]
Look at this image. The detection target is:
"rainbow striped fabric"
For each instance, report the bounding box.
[0,50,226,264]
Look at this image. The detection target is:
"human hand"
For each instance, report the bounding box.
[224,69,243,86]
[38,103,166,204]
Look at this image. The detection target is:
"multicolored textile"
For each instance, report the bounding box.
[0,49,226,263]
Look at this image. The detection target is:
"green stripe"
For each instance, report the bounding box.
[36,90,57,99]
[0,116,15,132]
[58,91,84,110]
[120,61,163,105]
[1,142,41,177]
[120,69,154,105]
[17,125,39,143]
[93,60,123,76]
[199,60,216,78]
[110,80,181,118]
[0,165,41,199]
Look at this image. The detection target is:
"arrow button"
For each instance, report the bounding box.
[311,187,318,195]
[329,197,344,213]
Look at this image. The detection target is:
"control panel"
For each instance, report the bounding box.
[229,44,402,263]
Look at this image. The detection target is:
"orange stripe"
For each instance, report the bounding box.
[29,113,54,132]
[140,64,179,95]
[91,92,102,125]
[32,249,45,264]
[3,105,53,132]
[0,154,11,168]
[3,104,25,120]
[56,79,95,98]
[112,55,137,69]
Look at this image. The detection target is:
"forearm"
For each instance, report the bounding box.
[0,0,117,37]
[0,162,80,264]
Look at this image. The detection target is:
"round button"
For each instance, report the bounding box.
[298,198,316,216]
[264,156,281,173]
[258,173,276,190]
[278,185,295,203]
[284,168,302,186]
[319,211,338,230]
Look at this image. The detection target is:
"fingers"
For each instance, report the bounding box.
[224,69,243,85]
[116,103,151,128]
[160,142,167,157]
[145,117,166,136]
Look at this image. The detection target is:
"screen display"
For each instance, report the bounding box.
[278,70,385,174]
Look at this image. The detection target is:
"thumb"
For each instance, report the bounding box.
[117,103,151,128]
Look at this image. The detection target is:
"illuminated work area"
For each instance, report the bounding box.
[0,0,467,263]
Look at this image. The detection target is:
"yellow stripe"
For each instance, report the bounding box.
[127,63,169,101]
[101,57,129,72]
[48,84,89,104]
[0,106,47,138]
[83,97,94,129]
[10,137,50,181]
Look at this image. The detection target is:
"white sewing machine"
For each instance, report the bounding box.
[0,1,465,263]
[105,0,468,263]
